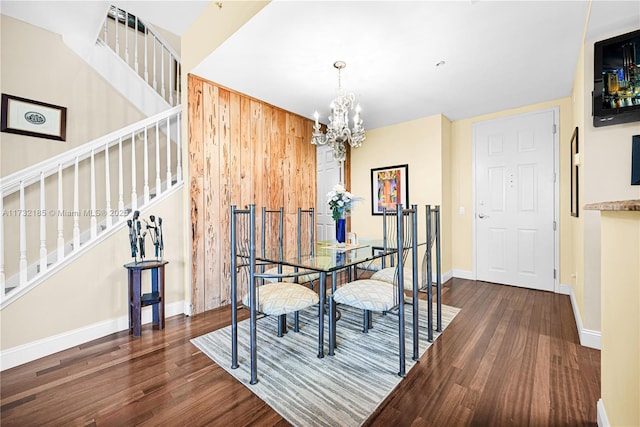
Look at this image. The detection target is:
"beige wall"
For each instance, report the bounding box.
[0,13,182,353]
[599,211,640,427]
[450,98,574,281]
[1,188,185,350]
[350,115,452,273]
[0,15,145,176]
[570,39,586,332]
[580,25,640,332]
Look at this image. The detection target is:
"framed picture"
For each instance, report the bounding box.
[1,94,67,141]
[570,127,579,217]
[371,164,409,215]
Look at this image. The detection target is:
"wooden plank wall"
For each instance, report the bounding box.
[188,74,317,314]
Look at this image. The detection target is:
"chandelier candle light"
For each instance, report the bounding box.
[311,61,366,163]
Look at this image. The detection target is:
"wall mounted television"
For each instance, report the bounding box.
[593,29,640,127]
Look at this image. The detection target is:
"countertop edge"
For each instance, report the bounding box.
[584,199,640,211]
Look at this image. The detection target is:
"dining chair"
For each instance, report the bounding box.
[367,205,443,344]
[230,204,320,385]
[263,207,320,287]
[328,204,418,377]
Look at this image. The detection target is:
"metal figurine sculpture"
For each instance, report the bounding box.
[127,210,147,263]
[145,215,164,261]
[127,211,164,263]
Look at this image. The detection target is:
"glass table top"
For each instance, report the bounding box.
[256,239,389,273]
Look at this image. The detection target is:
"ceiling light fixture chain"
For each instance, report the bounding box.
[311,61,365,163]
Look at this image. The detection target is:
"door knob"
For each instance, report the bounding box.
[478,213,489,219]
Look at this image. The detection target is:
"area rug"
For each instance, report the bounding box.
[191,302,460,427]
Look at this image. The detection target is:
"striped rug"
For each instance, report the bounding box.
[192,302,460,426]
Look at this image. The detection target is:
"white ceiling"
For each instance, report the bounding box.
[2,1,639,130]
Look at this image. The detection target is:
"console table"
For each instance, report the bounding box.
[124,260,168,337]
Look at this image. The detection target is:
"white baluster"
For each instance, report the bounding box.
[19,182,27,286]
[105,142,112,228]
[144,25,148,84]
[143,126,149,204]
[155,121,162,196]
[161,47,166,99]
[125,11,129,65]
[0,189,5,291]
[177,63,182,104]
[39,172,47,273]
[134,16,139,73]
[57,164,64,262]
[115,8,120,56]
[73,157,80,251]
[90,149,97,239]
[169,55,174,105]
[131,132,137,210]
[118,137,125,215]
[176,113,182,183]
[166,117,172,189]
[153,38,157,91]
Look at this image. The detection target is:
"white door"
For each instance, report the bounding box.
[474,109,557,292]
[316,145,341,241]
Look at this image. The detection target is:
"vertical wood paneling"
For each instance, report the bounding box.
[250,101,264,210]
[239,97,252,209]
[203,84,220,310]
[218,89,232,305]
[229,92,242,207]
[270,110,285,210]
[262,105,272,207]
[283,134,297,258]
[188,76,205,314]
[188,76,317,314]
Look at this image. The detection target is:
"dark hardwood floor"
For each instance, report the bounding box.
[1,278,600,426]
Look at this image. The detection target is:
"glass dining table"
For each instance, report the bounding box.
[256,239,404,358]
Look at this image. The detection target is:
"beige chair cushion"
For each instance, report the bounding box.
[370,267,423,290]
[242,282,319,316]
[262,265,320,284]
[356,258,384,272]
[333,279,402,312]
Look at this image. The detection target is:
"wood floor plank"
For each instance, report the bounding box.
[1,279,600,426]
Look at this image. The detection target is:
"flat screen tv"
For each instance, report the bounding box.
[593,29,640,127]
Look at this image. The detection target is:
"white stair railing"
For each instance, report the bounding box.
[99,5,181,107]
[0,106,182,308]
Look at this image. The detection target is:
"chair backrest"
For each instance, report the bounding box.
[383,204,417,305]
[421,205,441,289]
[262,207,284,262]
[230,204,255,301]
[297,207,315,259]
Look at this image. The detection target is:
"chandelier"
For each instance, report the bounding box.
[311,61,365,163]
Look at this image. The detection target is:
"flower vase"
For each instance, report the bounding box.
[336,218,346,247]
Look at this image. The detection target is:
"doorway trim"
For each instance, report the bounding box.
[471,107,560,293]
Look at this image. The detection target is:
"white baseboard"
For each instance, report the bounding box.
[0,300,185,371]
[597,399,609,427]
[452,269,474,280]
[441,269,453,283]
[560,283,601,350]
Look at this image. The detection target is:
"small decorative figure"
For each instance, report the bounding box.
[145,215,164,261]
[127,219,137,259]
[127,211,164,263]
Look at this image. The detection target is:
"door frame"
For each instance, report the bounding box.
[471,107,560,293]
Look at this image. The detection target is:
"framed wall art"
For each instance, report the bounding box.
[370,164,409,215]
[571,127,579,217]
[1,93,67,141]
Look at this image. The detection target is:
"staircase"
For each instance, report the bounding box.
[1,5,183,309]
